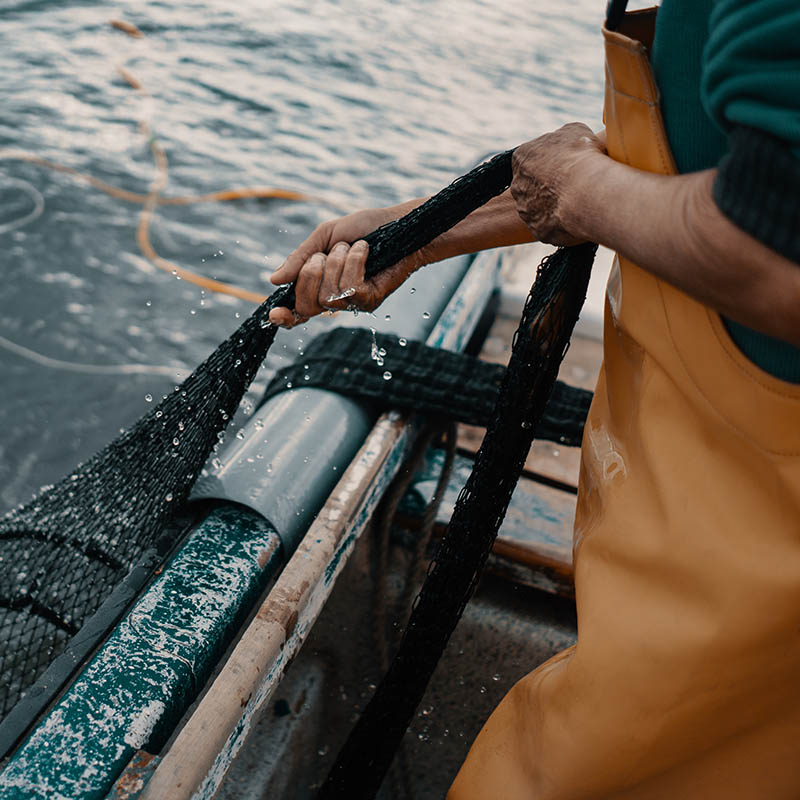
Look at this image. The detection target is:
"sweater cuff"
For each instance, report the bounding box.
[713,126,800,265]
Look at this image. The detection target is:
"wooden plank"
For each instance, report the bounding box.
[404,452,575,597]
[457,314,602,488]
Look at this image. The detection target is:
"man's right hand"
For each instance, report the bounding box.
[268,202,427,328]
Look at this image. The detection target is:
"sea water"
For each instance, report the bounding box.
[0,0,619,510]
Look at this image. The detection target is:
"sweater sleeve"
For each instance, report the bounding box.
[701,0,800,265]
[701,0,800,150]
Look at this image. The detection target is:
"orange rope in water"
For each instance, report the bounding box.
[0,151,330,210]
[0,21,349,304]
[119,66,275,303]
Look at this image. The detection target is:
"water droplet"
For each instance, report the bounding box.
[212,458,223,470]
[236,429,246,439]
[317,745,329,757]
[384,314,391,321]
[254,418,264,430]
[178,421,185,431]
[145,300,152,307]
[165,493,173,502]
[155,410,163,419]
[144,394,153,403]
[190,309,196,315]
[422,311,431,319]
[421,705,434,716]
[479,685,487,694]
[172,438,180,446]
[410,287,416,294]
[398,338,407,347]
[303,374,310,381]
[492,673,501,682]
[521,421,532,429]
[286,381,293,388]
[383,371,392,381]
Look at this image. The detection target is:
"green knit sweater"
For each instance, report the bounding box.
[651,0,800,382]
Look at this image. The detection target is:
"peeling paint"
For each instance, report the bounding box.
[124,702,166,750]
[109,751,158,800]
[0,506,282,800]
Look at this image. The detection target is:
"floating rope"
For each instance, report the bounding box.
[0,176,45,235]
[0,334,189,378]
[0,18,351,305]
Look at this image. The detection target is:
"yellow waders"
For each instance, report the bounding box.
[449,8,800,798]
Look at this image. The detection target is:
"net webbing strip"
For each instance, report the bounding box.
[261,327,593,447]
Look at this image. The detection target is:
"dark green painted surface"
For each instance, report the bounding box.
[0,505,282,800]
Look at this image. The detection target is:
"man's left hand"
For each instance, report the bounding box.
[510,123,607,245]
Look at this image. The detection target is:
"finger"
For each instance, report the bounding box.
[295,252,326,318]
[268,307,309,328]
[268,306,297,327]
[270,223,330,285]
[339,240,368,297]
[353,260,410,311]
[319,242,349,307]
[270,247,309,285]
[344,254,416,313]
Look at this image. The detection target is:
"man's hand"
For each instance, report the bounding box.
[268,203,426,328]
[510,123,607,245]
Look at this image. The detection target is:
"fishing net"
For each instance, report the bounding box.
[261,327,593,447]
[319,241,596,799]
[0,151,514,737]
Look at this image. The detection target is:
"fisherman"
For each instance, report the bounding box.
[270,0,800,796]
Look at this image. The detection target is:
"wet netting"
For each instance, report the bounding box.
[262,327,593,447]
[319,242,595,799]
[0,151,515,732]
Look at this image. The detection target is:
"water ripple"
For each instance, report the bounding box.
[0,0,608,508]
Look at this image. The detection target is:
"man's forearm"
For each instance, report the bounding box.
[388,190,534,269]
[569,158,800,346]
[429,190,535,262]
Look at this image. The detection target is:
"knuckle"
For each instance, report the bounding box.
[305,254,325,276]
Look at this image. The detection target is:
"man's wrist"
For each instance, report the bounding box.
[560,153,618,243]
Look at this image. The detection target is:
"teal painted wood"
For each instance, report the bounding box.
[403,450,575,561]
[0,505,282,800]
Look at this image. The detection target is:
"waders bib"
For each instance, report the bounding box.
[449,8,800,798]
